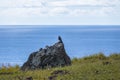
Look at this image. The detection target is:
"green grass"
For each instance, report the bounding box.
[0,53,120,80]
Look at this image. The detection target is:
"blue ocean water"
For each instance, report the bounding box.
[0,25,120,66]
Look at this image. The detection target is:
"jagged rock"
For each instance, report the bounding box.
[21,36,71,70]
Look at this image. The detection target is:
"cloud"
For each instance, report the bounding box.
[71,7,116,16]
[49,0,116,7]
[0,0,119,17]
[0,0,120,16]
[0,0,46,8]
[48,0,119,16]
[49,7,69,16]
[0,8,48,17]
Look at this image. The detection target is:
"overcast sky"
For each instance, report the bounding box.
[0,0,120,25]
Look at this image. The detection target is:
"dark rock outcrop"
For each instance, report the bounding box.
[21,36,71,70]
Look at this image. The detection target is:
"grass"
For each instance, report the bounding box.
[0,53,120,80]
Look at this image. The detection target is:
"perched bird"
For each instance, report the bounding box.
[58,36,63,43]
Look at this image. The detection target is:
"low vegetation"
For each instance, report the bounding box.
[0,53,120,80]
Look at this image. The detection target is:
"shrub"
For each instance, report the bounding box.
[83,52,106,60]
[109,53,120,60]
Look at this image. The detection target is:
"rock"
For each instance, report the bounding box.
[51,70,70,75]
[102,61,111,65]
[48,75,57,80]
[95,70,99,74]
[21,36,71,70]
[48,70,70,80]
[26,76,33,80]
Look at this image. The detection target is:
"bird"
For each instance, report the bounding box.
[58,36,63,43]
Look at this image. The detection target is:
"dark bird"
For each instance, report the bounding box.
[58,36,63,43]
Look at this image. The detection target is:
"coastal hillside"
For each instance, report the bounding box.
[0,53,120,80]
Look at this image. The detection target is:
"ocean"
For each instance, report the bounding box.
[0,25,120,66]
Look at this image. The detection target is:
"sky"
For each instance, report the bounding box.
[0,0,120,25]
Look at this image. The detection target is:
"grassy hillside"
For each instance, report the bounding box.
[0,53,120,80]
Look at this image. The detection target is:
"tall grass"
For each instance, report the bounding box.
[0,53,120,80]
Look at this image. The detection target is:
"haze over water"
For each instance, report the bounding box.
[0,25,120,66]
